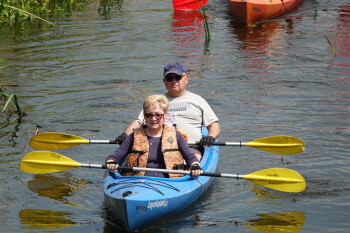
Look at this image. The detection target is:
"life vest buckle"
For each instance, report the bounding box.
[173,164,185,170]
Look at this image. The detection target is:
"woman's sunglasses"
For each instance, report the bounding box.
[165,74,184,82]
[144,113,164,120]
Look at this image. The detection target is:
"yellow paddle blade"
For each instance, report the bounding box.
[29,132,89,150]
[20,151,81,174]
[246,136,305,155]
[243,168,306,193]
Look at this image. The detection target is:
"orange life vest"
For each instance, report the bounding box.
[125,125,184,178]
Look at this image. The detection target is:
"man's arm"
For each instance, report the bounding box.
[198,121,220,147]
[115,121,141,144]
[207,121,220,139]
[123,121,142,135]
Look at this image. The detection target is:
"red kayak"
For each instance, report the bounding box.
[227,0,302,24]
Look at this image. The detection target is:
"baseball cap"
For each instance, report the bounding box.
[163,62,186,77]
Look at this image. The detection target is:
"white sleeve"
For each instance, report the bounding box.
[199,97,219,127]
[136,110,144,123]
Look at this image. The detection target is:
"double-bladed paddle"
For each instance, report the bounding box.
[20,151,306,193]
[29,132,305,155]
[173,0,208,11]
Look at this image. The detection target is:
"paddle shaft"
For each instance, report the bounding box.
[189,141,245,146]
[82,163,244,178]
[30,133,305,155]
[90,141,297,147]
[91,141,245,146]
[20,151,306,192]
[80,164,303,183]
[90,140,115,144]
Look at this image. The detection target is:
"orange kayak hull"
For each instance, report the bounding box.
[227,0,302,24]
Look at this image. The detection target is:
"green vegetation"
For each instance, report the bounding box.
[197,0,210,43]
[326,36,337,56]
[1,86,24,118]
[1,58,24,124]
[0,0,86,25]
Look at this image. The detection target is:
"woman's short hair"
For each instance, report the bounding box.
[143,95,169,113]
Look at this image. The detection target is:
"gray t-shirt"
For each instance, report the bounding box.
[136,91,218,142]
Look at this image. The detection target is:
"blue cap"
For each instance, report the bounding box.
[163,62,186,77]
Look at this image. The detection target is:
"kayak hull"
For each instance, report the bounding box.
[103,145,219,232]
[227,0,302,24]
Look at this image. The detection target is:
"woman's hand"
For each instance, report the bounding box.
[106,160,119,173]
[190,162,203,177]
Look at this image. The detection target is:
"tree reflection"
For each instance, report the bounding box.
[19,208,75,229]
[244,211,305,233]
[27,173,87,207]
[98,0,124,20]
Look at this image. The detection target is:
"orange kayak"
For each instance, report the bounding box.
[227,0,302,24]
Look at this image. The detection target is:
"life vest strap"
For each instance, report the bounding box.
[173,164,185,170]
[131,150,146,155]
[162,148,179,153]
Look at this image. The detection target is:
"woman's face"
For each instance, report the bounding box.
[144,103,167,130]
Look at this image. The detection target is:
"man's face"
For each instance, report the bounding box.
[163,72,189,97]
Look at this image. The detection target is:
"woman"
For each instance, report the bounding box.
[106,94,202,178]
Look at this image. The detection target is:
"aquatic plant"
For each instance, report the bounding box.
[1,87,24,118]
[326,36,337,56]
[197,0,210,43]
[0,57,8,70]
[0,0,86,25]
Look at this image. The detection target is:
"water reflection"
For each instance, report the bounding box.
[229,20,293,71]
[231,20,283,45]
[251,186,286,200]
[334,2,350,72]
[171,10,206,57]
[244,211,305,233]
[98,0,124,20]
[19,208,75,229]
[27,173,86,207]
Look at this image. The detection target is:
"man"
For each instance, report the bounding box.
[115,62,220,160]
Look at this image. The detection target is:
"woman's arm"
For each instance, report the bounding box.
[176,131,203,177]
[176,131,199,165]
[106,134,134,172]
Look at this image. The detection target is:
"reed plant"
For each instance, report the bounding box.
[1,58,21,116]
[326,36,337,56]
[0,0,86,25]
[1,87,24,118]
[197,0,210,43]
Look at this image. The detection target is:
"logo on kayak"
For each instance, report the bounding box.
[135,200,168,211]
[148,200,168,210]
[253,7,260,12]
[136,205,147,211]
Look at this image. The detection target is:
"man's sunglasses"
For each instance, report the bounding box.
[144,113,164,120]
[165,74,184,82]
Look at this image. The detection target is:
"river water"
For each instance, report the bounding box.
[1,0,349,232]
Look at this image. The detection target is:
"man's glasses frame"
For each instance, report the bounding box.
[164,74,185,82]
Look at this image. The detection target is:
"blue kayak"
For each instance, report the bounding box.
[103,144,219,232]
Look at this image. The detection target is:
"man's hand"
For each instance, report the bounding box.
[199,136,215,147]
[115,133,128,145]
